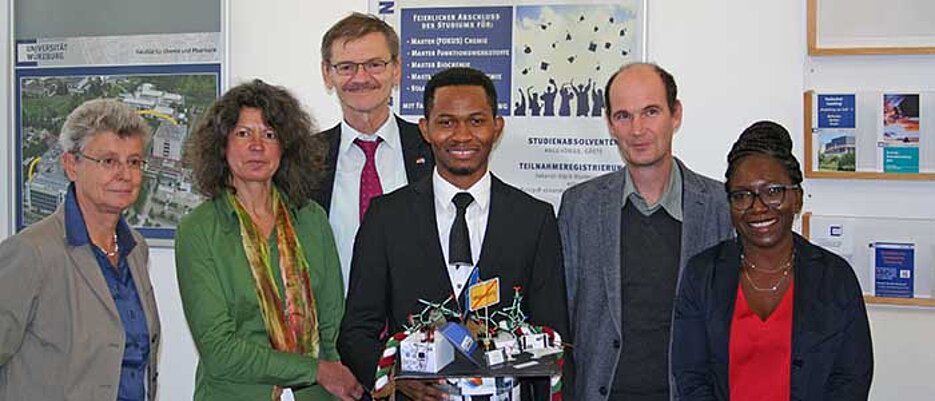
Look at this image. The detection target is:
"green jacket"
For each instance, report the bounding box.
[175,191,343,401]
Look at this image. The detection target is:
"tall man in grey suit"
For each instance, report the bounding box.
[558,63,733,401]
[315,13,434,293]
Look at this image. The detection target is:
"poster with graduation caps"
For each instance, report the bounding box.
[371,0,645,208]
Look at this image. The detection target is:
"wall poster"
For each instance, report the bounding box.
[14,33,223,240]
[371,0,646,208]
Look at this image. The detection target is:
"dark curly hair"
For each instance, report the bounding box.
[725,120,803,191]
[185,79,325,206]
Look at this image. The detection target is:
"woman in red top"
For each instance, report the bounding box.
[671,121,873,400]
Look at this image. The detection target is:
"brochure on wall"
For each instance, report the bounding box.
[873,242,915,298]
[879,93,921,173]
[14,33,223,239]
[810,219,854,261]
[369,0,645,208]
[813,94,857,172]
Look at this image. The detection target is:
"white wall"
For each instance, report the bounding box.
[3,1,934,400]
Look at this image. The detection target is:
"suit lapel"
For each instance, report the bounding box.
[397,116,433,183]
[791,236,830,355]
[313,124,341,213]
[710,240,741,364]
[67,243,120,319]
[54,209,120,319]
[601,170,625,328]
[475,176,507,288]
[680,160,713,274]
[127,240,160,341]
[410,177,452,300]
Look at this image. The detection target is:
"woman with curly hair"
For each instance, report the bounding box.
[175,80,363,401]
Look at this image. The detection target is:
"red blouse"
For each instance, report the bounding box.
[729,280,795,401]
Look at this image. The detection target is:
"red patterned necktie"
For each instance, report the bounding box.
[354,137,383,221]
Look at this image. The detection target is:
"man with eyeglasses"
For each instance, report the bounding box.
[557,63,734,401]
[315,12,435,294]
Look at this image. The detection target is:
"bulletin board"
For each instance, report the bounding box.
[807,0,935,55]
[803,212,935,307]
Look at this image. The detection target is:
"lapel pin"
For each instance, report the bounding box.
[416,157,426,165]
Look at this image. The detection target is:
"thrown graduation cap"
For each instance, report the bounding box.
[621,49,629,56]
[619,28,627,36]
[610,17,615,23]
[523,45,532,54]
[551,42,557,49]
[540,24,548,30]
[567,55,576,63]
[579,15,585,22]
[605,42,612,49]
[566,33,572,41]
[521,68,529,75]
[596,65,602,71]
[588,42,597,52]
[593,26,599,32]
[539,61,550,71]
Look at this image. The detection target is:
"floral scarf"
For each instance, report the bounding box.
[228,189,319,400]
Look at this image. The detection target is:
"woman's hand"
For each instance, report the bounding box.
[317,360,364,401]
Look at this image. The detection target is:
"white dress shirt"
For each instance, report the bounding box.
[432,168,491,298]
[329,115,409,295]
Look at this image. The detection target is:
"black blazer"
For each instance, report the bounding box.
[338,174,569,392]
[671,234,873,401]
[311,116,434,213]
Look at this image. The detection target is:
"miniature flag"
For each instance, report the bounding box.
[463,267,480,312]
[469,277,500,311]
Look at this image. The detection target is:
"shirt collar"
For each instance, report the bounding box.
[64,183,137,254]
[622,162,684,221]
[338,112,401,154]
[432,167,492,214]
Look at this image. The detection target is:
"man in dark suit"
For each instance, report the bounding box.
[338,67,568,400]
[315,13,434,292]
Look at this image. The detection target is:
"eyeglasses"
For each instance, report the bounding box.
[728,184,799,211]
[75,152,147,172]
[329,59,392,76]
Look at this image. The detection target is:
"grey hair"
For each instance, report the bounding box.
[59,98,151,153]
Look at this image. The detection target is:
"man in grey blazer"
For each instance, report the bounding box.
[0,99,160,401]
[558,63,733,401]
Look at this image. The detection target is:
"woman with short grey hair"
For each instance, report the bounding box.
[0,98,161,401]
[59,98,151,153]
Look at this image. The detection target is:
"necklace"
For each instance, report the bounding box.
[743,267,790,292]
[99,233,119,258]
[741,251,794,274]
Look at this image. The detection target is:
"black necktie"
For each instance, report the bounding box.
[449,192,475,266]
